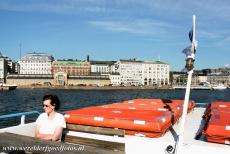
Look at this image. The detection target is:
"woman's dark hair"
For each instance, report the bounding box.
[43,95,60,110]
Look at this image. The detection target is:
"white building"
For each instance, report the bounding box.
[6,58,18,74]
[14,62,20,74]
[18,53,54,75]
[115,60,143,86]
[90,61,120,85]
[0,55,8,83]
[109,73,121,85]
[90,59,169,86]
[115,59,170,86]
[90,61,116,74]
[142,61,170,86]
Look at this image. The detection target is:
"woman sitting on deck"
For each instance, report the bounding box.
[35,95,66,141]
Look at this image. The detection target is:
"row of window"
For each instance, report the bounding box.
[20,72,51,74]
[21,68,51,70]
[20,64,51,67]
[20,61,51,63]
[95,67,109,72]
[53,66,90,69]
[110,77,120,80]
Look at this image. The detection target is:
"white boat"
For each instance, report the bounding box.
[0,84,17,91]
[212,84,227,90]
[173,81,212,90]
[173,85,211,90]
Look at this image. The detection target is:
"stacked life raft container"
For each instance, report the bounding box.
[202,102,230,144]
[64,98,195,138]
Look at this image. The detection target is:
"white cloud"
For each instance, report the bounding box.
[88,19,175,36]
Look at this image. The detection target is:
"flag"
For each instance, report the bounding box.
[182,45,192,56]
[194,40,198,50]
[189,29,193,42]
[189,29,198,51]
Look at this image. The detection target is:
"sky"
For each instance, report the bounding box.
[0,0,230,71]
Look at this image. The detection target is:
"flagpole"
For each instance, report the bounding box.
[174,15,196,154]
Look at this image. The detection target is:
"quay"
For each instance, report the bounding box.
[17,85,173,90]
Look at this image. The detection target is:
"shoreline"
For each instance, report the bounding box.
[17,85,174,90]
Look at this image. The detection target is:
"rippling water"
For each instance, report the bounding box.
[0,88,230,128]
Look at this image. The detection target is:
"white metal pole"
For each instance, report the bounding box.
[175,15,196,154]
[175,70,193,154]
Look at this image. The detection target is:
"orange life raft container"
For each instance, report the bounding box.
[202,102,230,144]
[64,98,195,138]
[100,98,195,123]
[65,106,172,133]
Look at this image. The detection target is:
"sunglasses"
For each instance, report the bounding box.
[43,104,51,108]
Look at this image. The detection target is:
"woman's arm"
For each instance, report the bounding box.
[35,125,53,140]
[51,127,63,141]
[35,125,63,141]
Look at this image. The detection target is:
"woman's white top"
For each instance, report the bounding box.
[36,112,66,134]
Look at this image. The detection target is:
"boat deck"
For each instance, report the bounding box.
[0,108,229,154]
[0,132,124,154]
[62,108,230,154]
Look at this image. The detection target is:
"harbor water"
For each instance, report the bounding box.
[0,88,230,128]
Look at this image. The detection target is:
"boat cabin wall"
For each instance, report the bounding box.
[0,123,36,137]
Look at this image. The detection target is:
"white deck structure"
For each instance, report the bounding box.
[1,107,229,154]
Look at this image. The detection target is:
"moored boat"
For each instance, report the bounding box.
[173,85,212,90]
[212,84,228,90]
[0,84,17,91]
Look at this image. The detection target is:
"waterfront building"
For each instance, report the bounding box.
[171,72,186,85]
[191,75,208,85]
[190,70,208,85]
[52,60,91,85]
[68,75,110,86]
[115,59,169,86]
[200,67,230,85]
[0,55,8,83]
[115,59,143,86]
[207,73,230,85]
[142,61,170,86]
[7,59,17,74]
[52,60,90,76]
[6,74,53,86]
[14,62,20,74]
[90,61,117,74]
[6,73,111,87]
[18,53,54,74]
[172,72,209,86]
[109,73,121,85]
[90,60,120,85]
